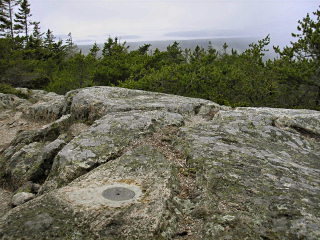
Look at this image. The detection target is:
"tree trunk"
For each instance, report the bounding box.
[8,0,14,38]
[316,86,320,106]
[24,13,28,41]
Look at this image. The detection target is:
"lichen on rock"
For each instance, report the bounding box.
[0,86,319,239]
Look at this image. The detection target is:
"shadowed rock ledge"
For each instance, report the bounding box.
[0,86,319,239]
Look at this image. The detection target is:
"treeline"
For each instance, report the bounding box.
[0,1,319,110]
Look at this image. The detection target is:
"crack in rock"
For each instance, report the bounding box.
[0,87,319,239]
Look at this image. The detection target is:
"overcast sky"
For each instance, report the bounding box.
[29,0,319,45]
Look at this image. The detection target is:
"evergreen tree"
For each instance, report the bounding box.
[0,0,18,38]
[206,41,218,63]
[137,44,151,55]
[27,21,43,49]
[222,42,228,55]
[89,42,100,58]
[44,29,54,48]
[290,7,320,61]
[14,0,31,40]
[31,21,41,39]
[192,45,205,62]
[0,0,9,36]
[102,37,128,57]
[274,5,320,106]
[293,6,320,105]
[65,32,73,47]
[102,37,113,57]
[65,32,78,57]
[166,41,184,64]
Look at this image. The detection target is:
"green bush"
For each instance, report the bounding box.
[0,83,29,99]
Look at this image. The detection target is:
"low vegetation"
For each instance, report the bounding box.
[0,83,29,98]
[0,1,319,110]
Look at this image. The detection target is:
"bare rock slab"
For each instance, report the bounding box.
[0,87,319,239]
[11,192,35,206]
[0,189,12,218]
[176,108,320,239]
[41,110,184,192]
[68,86,226,121]
[0,145,179,239]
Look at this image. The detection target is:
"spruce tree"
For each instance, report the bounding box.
[31,21,42,39]
[27,21,43,48]
[275,5,320,106]
[137,44,151,55]
[65,32,78,57]
[0,0,18,38]
[102,37,128,57]
[44,29,55,48]
[65,32,73,47]
[14,0,31,40]
[222,42,228,55]
[89,42,100,58]
[0,0,9,36]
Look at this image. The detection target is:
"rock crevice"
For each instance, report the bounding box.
[0,87,319,239]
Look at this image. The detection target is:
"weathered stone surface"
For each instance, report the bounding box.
[28,94,65,121]
[0,89,71,153]
[0,194,96,239]
[174,108,320,239]
[0,145,178,239]
[11,192,35,206]
[1,141,45,184]
[68,86,227,121]
[0,189,12,218]
[1,130,67,188]
[0,89,66,122]
[40,110,184,192]
[0,87,319,239]
[0,93,30,110]
[24,89,66,121]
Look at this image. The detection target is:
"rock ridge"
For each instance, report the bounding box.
[0,86,319,239]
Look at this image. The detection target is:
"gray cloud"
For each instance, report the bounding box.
[55,34,69,40]
[76,39,96,43]
[164,30,249,38]
[29,0,320,46]
[119,35,141,40]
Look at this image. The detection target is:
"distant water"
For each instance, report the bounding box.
[77,37,278,59]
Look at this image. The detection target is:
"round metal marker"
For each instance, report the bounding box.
[102,187,136,201]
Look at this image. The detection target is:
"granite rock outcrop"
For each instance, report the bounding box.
[0,86,319,239]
